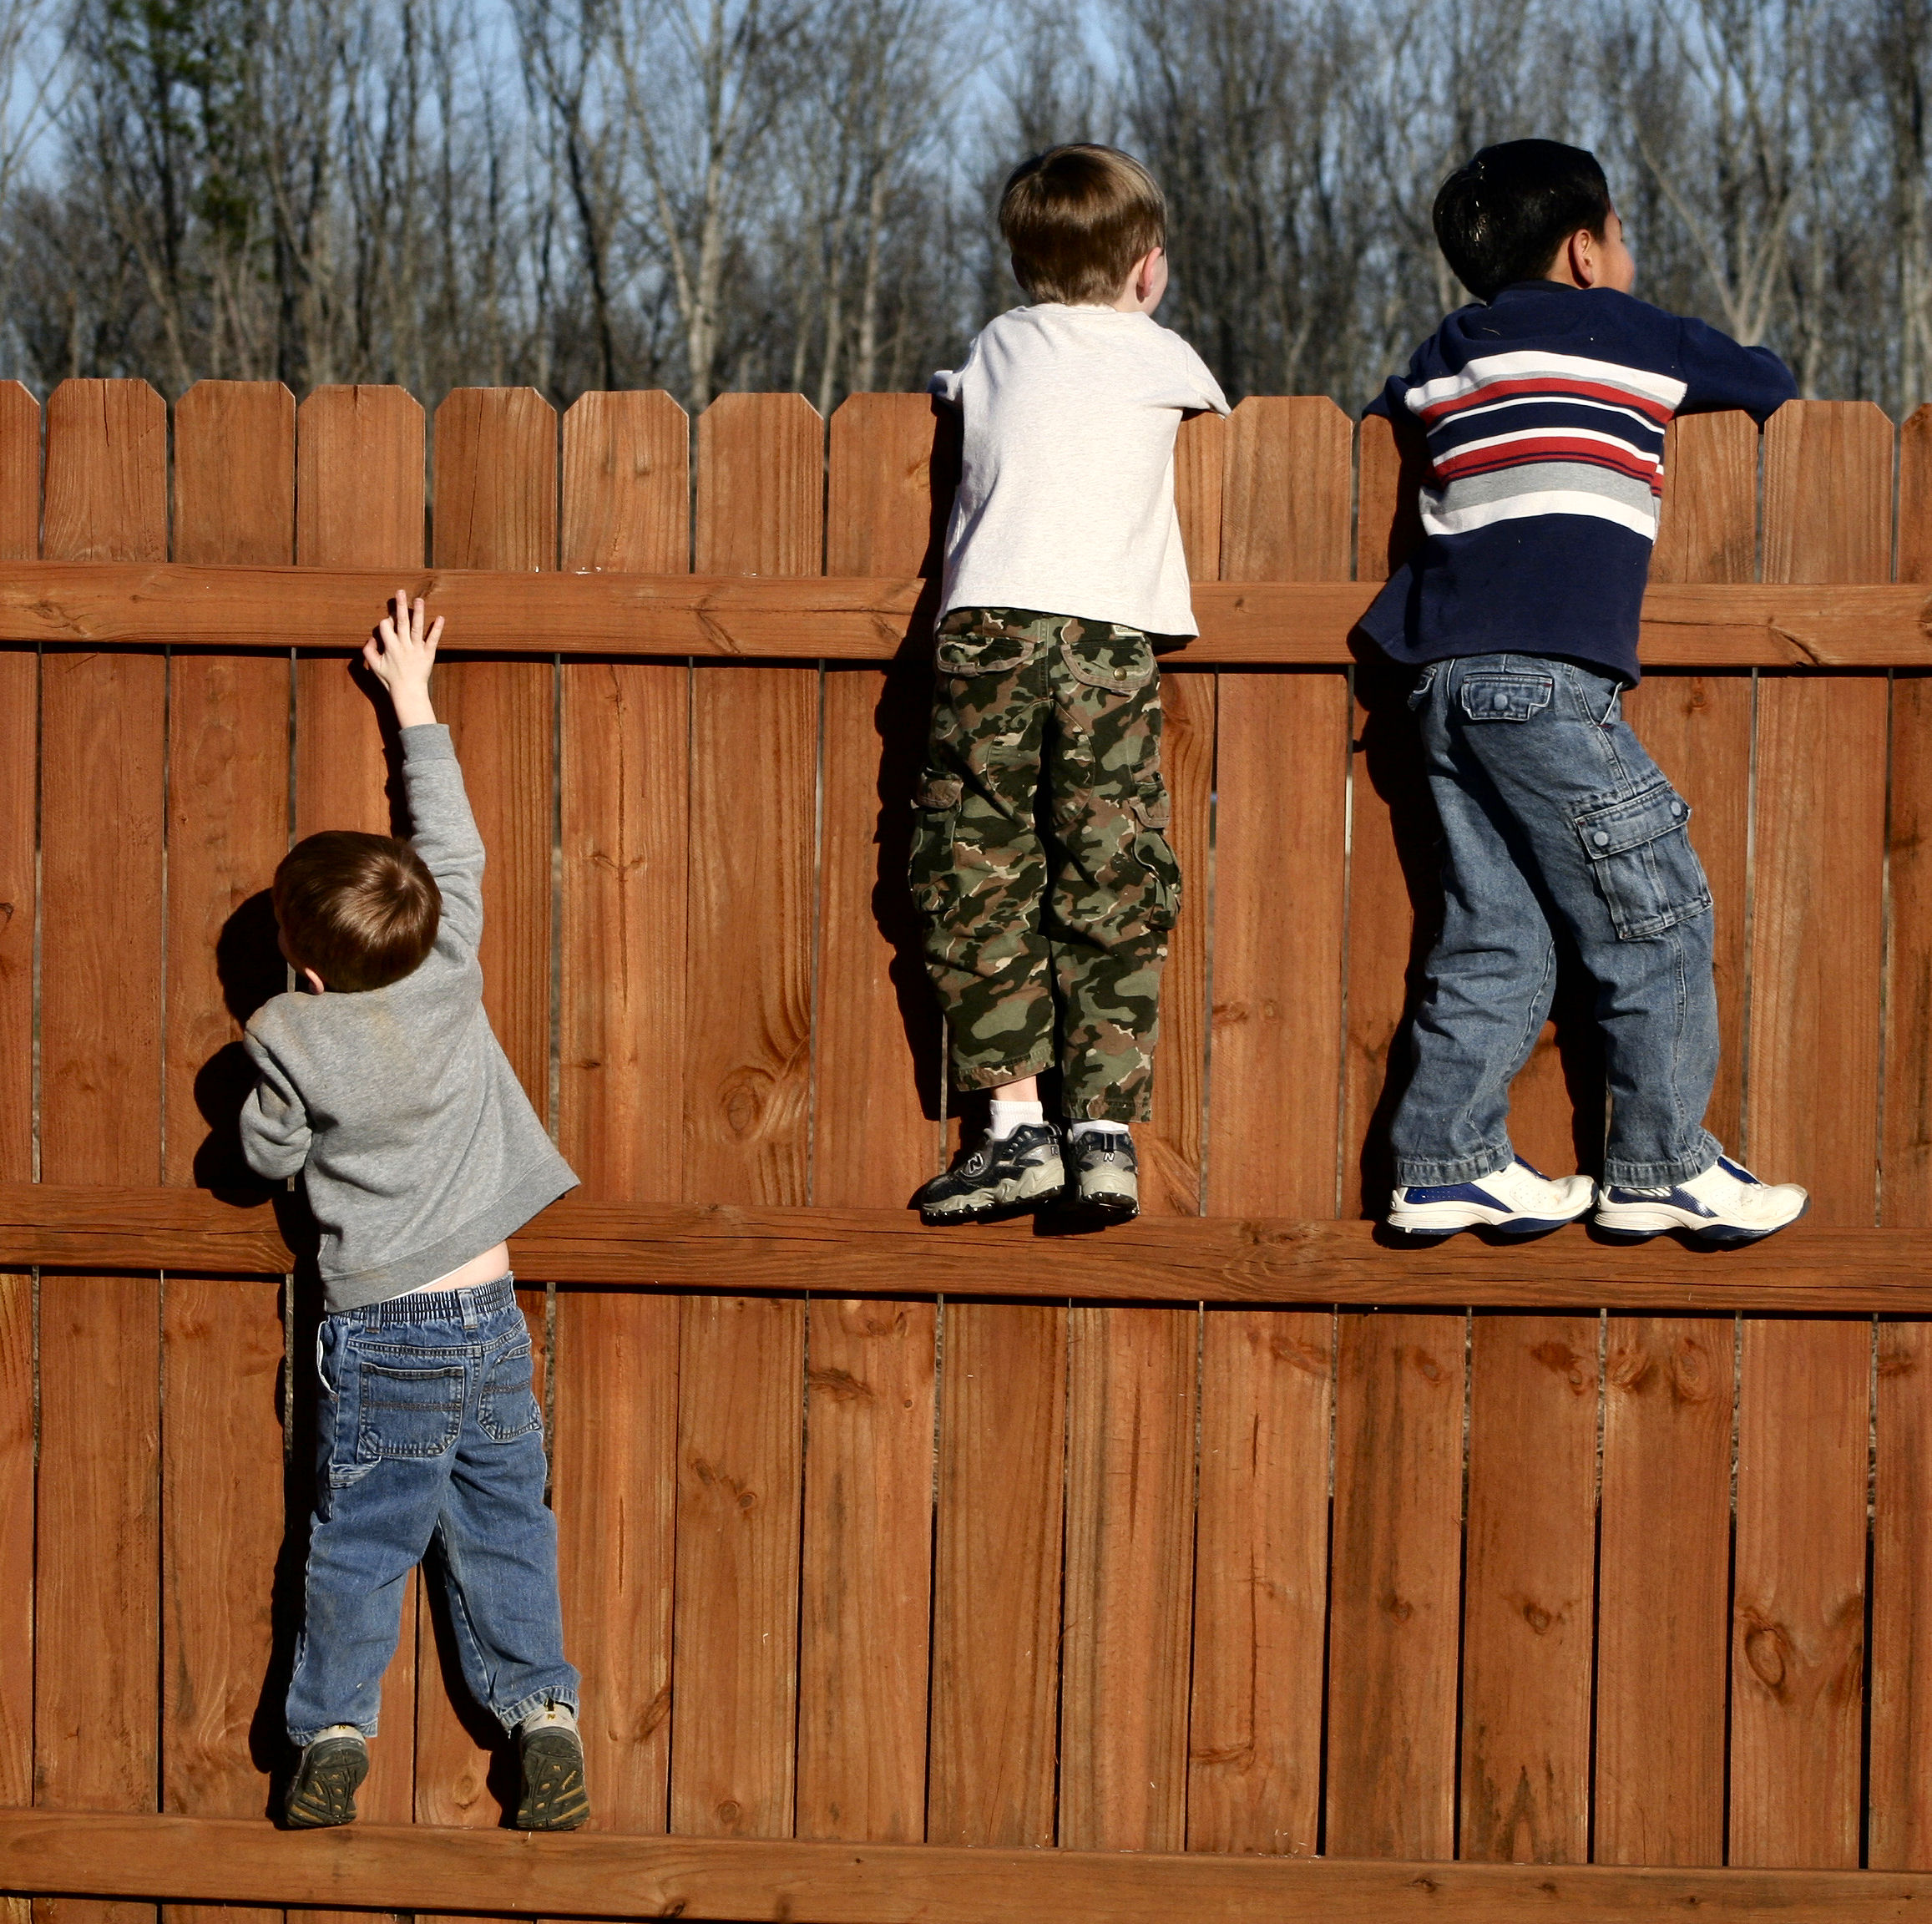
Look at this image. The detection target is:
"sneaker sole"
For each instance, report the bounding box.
[517,1730,590,1831]
[284,1743,368,1829]
[1386,1206,1589,1238]
[1075,1188,1139,1221]
[1594,1195,1811,1245]
[920,1163,1067,1225]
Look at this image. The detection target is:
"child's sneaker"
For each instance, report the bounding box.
[1594,1155,1808,1245]
[284,1728,368,1828]
[1066,1125,1138,1220]
[515,1702,589,1830]
[914,1122,1065,1223]
[1387,1157,1594,1237]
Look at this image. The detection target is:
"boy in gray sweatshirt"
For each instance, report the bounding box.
[241,592,585,1830]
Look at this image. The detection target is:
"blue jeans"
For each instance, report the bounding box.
[286,1274,579,1746]
[1388,654,1722,1191]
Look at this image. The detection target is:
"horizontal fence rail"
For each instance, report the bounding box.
[11,1810,1932,1922]
[6,376,1932,1921]
[11,1182,1932,1312]
[2,564,1929,664]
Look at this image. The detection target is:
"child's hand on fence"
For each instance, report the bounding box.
[362,590,443,730]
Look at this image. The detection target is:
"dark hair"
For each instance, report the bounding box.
[274,831,440,992]
[1433,139,1613,301]
[999,144,1166,306]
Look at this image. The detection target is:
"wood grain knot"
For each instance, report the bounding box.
[1741,1614,1791,1696]
[1879,1339,1919,1380]
[807,1366,873,1403]
[688,1455,758,1512]
[1271,1334,1330,1376]
[1667,1339,1715,1404]
[1383,1591,1414,1623]
[716,1800,741,1825]
[1409,1348,1445,1385]
[1520,1598,1555,1635]
[639,1684,672,1738]
[720,1071,766,1139]
[1530,1339,1589,1392]
[1607,1346,1655,1395]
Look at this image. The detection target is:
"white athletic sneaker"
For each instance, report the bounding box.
[1386,1157,1595,1238]
[1593,1155,1808,1245]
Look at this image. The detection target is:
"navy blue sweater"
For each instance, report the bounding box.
[1361,281,1797,683]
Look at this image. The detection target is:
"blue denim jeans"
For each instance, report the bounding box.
[1388,653,1722,1191]
[286,1274,579,1746]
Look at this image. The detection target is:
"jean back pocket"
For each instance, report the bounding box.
[354,1357,465,1462]
[1573,780,1711,939]
[479,1338,542,1442]
[1459,671,1554,722]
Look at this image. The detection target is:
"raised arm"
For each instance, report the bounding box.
[361,590,486,954]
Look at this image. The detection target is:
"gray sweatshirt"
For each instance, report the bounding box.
[240,724,578,1310]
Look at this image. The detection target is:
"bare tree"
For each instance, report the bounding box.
[609,0,803,407]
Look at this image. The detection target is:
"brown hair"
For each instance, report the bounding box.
[274,831,441,992]
[998,144,1166,306]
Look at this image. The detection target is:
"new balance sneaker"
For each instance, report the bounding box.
[515,1703,590,1831]
[913,1122,1065,1224]
[1594,1156,1808,1245]
[1067,1127,1138,1220]
[284,1729,368,1829]
[1387,1157,1595,1238]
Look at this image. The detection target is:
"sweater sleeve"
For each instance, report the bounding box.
[240,1033,311,1179]
[398,723,485,955]
[1676,316,1798,423]
[1364,346,1424,423]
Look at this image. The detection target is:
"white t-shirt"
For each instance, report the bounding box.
[929,305,1231,637]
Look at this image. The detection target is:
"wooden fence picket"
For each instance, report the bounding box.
[294,386,425,839]
[1459,1314,1596,1865]
[1595,1316,1733,1865]
[0,382,35,1831]
[34,377,169,1924]
[289,382,425,1854]
[159,384,295,1924]
[1728,1319,1869,1867]
[798,391,942,1847]
[926,1299,1067,1848]
[554,387,690,1832]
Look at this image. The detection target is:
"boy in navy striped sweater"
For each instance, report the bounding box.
[1364,139,1807,1244]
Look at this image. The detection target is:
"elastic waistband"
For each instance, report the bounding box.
[352,1273,518,1326]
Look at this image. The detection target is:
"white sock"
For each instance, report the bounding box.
[312,1724,365,1746]
[519,1700,578,1734]
[988,1099,1044,1140]
[1069,1120,1130,1139]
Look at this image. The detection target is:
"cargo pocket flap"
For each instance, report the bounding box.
[1063,634,1156,693]
[915,772,963,810]
[936,632,1030,676]
[1130,784,1171,830]
[1575,782,1691,860]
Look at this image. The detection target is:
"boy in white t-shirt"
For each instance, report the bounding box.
[911,144,1229,1225]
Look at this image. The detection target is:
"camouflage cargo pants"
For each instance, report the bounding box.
[908,606,1181,1123]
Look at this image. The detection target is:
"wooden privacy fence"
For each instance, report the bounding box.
[8,376,1932,1921]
